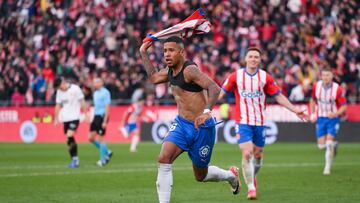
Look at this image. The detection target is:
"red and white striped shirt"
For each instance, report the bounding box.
[124,104,143,124]
[222,68,280,126]
[311,81,347,117]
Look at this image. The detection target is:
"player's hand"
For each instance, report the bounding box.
[328,112,337,118]
[54,119,59,127]
[194,112,211,129]
[295,109,309,122]
[102,122,107,128]
[139,41,152,53]
[310,113,317,123]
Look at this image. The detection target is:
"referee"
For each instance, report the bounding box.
[89,77,113,167]
[54,77,87,168]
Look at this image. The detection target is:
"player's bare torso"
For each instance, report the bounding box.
[171,83,207,121]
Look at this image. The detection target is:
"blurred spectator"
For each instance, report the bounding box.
[32,112,42,123]
[42,111,53,123]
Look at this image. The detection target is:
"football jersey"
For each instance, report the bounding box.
[56,84,84,122]
[124,104,143,124]
[311,81,347,117]
[222,68,280,126]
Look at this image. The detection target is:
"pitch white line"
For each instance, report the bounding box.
[0,162,359,178]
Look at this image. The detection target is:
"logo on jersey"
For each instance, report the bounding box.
[241,90,263,98]
[199,145,210,157]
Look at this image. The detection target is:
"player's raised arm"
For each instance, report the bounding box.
[184,65,221,110]
[139,42,168,84]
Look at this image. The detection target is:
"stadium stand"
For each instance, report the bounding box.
[0,0,359,105]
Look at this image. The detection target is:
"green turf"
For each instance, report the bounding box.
[0,142,359,203]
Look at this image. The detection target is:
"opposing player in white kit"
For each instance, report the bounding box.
[219,47,308,199]
[54,77,87,168]
[309,67,347,175]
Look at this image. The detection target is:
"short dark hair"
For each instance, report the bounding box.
[53,76,64,89]
[246,47,262,55]
[321,67,333,73]
[164,36,184,46]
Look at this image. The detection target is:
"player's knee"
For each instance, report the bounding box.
[88,137,95,143]
[243,150,253,160]
[317,143,326,150]
[195,174,206,182]
[158,154,172,164]
[254,153,262,159]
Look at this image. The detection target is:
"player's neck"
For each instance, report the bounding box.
[245,67,258,75]
[322,81,332,88]
[171,58,185,75]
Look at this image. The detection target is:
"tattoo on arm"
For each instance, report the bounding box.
[140,52,158,77]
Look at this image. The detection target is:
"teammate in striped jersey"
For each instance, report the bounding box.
[119,96,145,152]
[219,47,308,199]
[309,67,347,175]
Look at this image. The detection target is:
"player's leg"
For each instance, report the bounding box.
[253,146,263,175]
[316,118,327,150]
[323,118,340,175]
[157,141,184,203]
[89,131,100,149]
[253,126,265,176]
[89,116,101,149]
[237,124,257,199]
[65,120,80,168]
[130,128,140,153]
[190,118,240,195]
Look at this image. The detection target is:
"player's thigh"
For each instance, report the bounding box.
[239,141,254,159]
[188,119,216,168]
[158,141,184,164]
[236,124,254,145]
[326,118,340,138]
[316,118,327,139]
[253,125,266,148]
[65,120,79,137]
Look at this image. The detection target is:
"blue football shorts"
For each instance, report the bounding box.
[235,124,266,147]
[316,117,340,138]
[163,115,217,168]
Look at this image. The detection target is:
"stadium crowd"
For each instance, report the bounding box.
[0,0,359,106]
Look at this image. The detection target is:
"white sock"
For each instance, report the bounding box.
[318,143,326,150]
[203,165,234,182]
[130,135,140,152]
[254,157,263,175]
[156,163,173,203]
[242,156,255,190]
[325,140,335,171]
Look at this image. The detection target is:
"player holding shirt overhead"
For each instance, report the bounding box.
[219,47,308,200]
[119,96,145,152]
[309,67,347,175]
[140,36,240,203]
[89,78,113,167]
[54,77,87,168]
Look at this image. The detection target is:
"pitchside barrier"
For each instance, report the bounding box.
[0,105,359,143]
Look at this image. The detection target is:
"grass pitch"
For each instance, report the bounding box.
[0,142,359,203]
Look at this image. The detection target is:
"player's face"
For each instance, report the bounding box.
[321,70,333,84]
[93,78,103,90]
[163,42,184,68]
[59,81,67,91]
[245,50,261,69]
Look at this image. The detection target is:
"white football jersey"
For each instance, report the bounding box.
[56,84,84,122]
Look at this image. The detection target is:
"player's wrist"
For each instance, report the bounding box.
[203,108,212,114]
